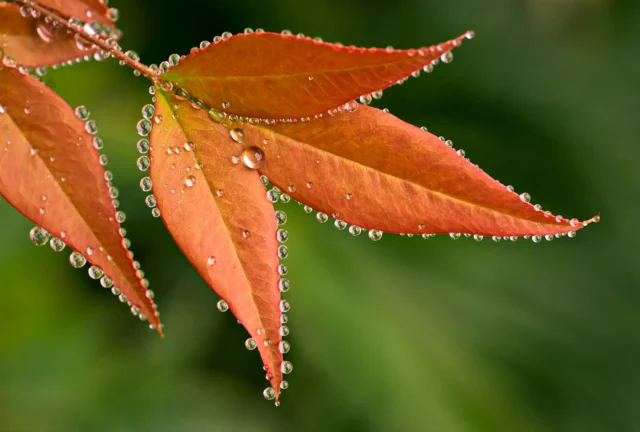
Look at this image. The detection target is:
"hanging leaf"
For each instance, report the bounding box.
[0,2,113,68]
[161,31,471,119]
[149,90,284,397]
[222,106,597,238]
[0,63,161,332]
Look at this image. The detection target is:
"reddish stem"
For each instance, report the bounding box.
[14,0,157,80]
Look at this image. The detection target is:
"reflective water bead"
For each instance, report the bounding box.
[168,53,180,66]
[200,40,210,49]
[280,299,290,312]
[473,234,483,242]
[534,204,542,211]
[88,265,103,279]
[279,278,290,292]
[49,237,65,252]
[280,380,289,390]
[84,120,98,135]
[349,225,362,236]
[506,185,515,192]
[334,219,347,230]
[281,361,293,374]
[145,195,156,207]
[137,139,149,154]
[137,156,150,171]
[449,233,461,240]
[519,192,531,203]
[185,175,196,187]
[277,229,288,243]
[280,193,291,204]
[141,104,154,119]
[151,208,161,218]
[30,226,50,246]
[217,300,229,312]
[278,245,289,259]
[280,325,290,337]
[280,314,288,324]
[492,236,501,242]
[279,340,290,354]
[368,230,383,241]
[545,234,554,241]
[93,137,104,150]
[245,338,257,350]
[99,275,113,288]
[241,146,265,170]
[115,211,126,223]
[303,206,313,214]
[532,235,542,243]
[69,251,86,268]
[568,231,577,238]
[278,264,288,275]
[316,212,328,223]
[140,176,152,191]
[99,154,108,165]
[137,119,152,136]
[184,141,195,151]
[174,87,190,100]
[275,210,287,225]
[230,128,244,143]
[75,105,90,120]
[260,175,269,186]
[263,387,276,400]
[441,51,454,63]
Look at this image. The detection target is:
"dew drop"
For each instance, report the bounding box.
[349,225,362,236]
[207,256,216,266]
[316,212,328,223]
[241,146,265,169]
[368,230,383,241]
[279,278,290,292]
[185,175,196,187]
[245,338,257,350]
[280,299,290,312]
[520,193,531,203]
[263,387,276,401]
[69,251,86,268]
[30,226,50,246]
[230,128,244,143]
[275,210,287,225]
[217,300,229,312]
[88,266,103,279]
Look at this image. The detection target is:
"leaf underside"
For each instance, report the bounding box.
[150,90,283,397]
[0,2,112,67]
[163,31,470,119]
[0,64,161,333]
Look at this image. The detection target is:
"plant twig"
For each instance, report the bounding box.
[14,0,157,80]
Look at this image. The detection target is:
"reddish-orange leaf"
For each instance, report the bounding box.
[0,63,161,332]
[35,0,112,26]
[0,2,112,68]
[232,106,597,237]
[149,90,284,397]
[162,31,471,119]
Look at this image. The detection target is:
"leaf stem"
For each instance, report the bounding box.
[14,0,157,80]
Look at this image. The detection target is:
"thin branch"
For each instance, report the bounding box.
[14,0,157,80]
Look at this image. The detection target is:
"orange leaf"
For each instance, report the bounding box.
[0,63,161,333]
[0,2,112,68]
[149,90,285,398]
[231,106,597,238]
[36,0,113,26]
[162,31,471,119]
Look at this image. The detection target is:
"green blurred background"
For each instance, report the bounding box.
[1,0,637,431]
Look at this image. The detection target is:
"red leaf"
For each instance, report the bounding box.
[35,0,113,26]
[149,90,285,398]
[231,106,597,238]
[0,63,161,333]
[0,2,112,68]
[162,31,471,119]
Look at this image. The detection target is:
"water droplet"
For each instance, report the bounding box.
[568,231,577,238]
[184,141,195,151]
[279,340,290,354]
[275,210,287,225]
[222,101,231,109]
[277,229,288,243]
[30,226,50,247]
[532,235,542,243]
[137,156,150,171]
[520,193,531,203]
[316,212,328,223]
[142,104,154,119]
[115,211,126,223]
[75,105,90,120]
[241,146,265,169]
[69,251,86,268]
[168,53,180,66]
[144,195,156,208]
[245,338,257,350]
[303,205,312,214]
[473,234,483,242]
[440,51,454,63]
[534,204,542,211]
[349,225,362,236]
[279,278,290,292]
[334,219,347,230]
[280,193,291,204]
[140,176,152,192]
[85,120,98,135]
[368,230,383,241]
[49,237,65,252]
[280,299,290,312]
[280,380,289,390]
[151,208,161,218]
[137,119,152,136]
[185,175,196,187]
[281,360,293,374]
[278,264,288,275]
[230,128,244,143]
[217,300,229,312]
[278,245,289,259]
[88,266,103,279]
[263,387,276,400]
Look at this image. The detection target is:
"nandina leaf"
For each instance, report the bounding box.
[0,2,112,68]
[162,31,470,119]
[149,90,284,397]
[229,106,597,237]
[0,64,161,332]
[35,0,112,26]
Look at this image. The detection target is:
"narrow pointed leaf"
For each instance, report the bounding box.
[229,106,597,237]
[149,91,283,396]
[0,2,112,68]
[0,64,161,332]
[162,31,470,119]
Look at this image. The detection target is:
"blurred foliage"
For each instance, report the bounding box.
[1,0,638,431]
